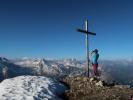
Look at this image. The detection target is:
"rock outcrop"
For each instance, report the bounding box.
[63,76,133,100]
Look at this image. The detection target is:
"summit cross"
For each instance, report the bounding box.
[77,19,96,77]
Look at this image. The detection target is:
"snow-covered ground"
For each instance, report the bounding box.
[0,75,66,100]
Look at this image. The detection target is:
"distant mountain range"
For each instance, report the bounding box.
[0,57,85,81]
[0,57,133,86]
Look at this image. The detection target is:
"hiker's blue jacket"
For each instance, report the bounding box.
[92,52,99,64]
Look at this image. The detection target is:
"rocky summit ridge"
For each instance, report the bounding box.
[63,76,133,100]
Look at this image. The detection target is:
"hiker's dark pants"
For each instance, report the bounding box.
[92,63,98,76]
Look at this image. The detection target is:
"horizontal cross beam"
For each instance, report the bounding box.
[77,29,96,35]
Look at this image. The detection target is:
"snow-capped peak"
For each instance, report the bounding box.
[0,57,8,62]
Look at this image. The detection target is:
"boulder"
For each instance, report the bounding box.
[95,80,104,87]
[89,77,95,82]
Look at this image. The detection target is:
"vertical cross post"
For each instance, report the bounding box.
[85,20,89,77]
[77,19,96,77]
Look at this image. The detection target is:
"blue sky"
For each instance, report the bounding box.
[0,0,133,59]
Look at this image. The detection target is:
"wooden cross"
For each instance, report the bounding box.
[77,19,96,77]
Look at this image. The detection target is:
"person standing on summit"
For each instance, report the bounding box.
[91,49,99,76]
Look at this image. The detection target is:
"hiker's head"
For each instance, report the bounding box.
[94,49,98,53]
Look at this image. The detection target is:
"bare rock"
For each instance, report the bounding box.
[89,77,95,82]
[95,80,104,87]
[83,77,88,82]
[63,76,133,100]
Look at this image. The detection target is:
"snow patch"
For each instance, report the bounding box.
[0,76,66,100]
